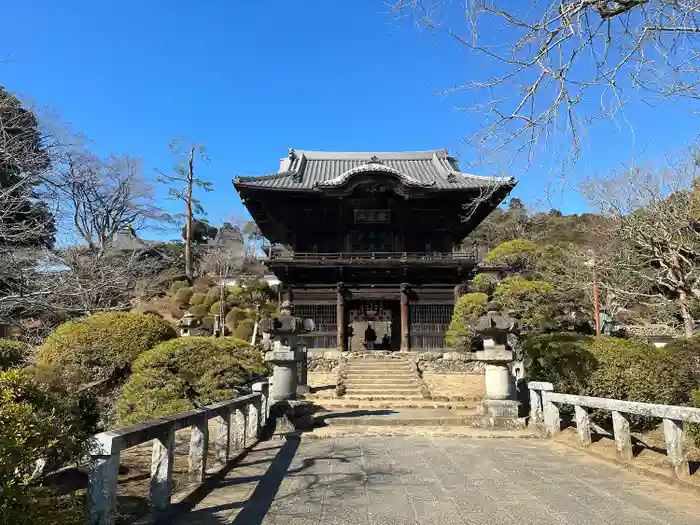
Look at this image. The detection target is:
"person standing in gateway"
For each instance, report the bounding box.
[364,323,377,350]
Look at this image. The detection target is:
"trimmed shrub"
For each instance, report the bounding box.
[0,339,31,370]
[210,301,225,315]
[523,332,595,394]
[115,337,267,425]
[525,334,700,431]
[0,369,93,525]
[170,280,188,295]
[493,276,555,328]
[687,389,700,446]
[189,292,207,306]
[188,304,208,318]
[201,316,215,331]
[226,294,242,307]
[225,307,249,329]
[233,318,256,342]
[445,293,489,352]
[175,287,194,304]
[470,273,499,294]
[168,302,185,320]
[204,286,222,307]
[484,239,538,270]
[36,312,177,386]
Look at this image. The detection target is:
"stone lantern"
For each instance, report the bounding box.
[259,301,314,403]
[470,301,521,419]
[179,313,202,337]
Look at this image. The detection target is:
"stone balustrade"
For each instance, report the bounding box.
[528,381,700,479]
[87,382,269,525]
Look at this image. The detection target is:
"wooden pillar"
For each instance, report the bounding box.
[400,283,410,352]
[337,282,346,352]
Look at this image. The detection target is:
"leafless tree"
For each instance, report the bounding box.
[155,138,212,282]
[392,0,700,170]
[582,151,700,336]
[50,150,169,251]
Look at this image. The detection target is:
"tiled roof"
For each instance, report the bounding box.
[234,149,513,191]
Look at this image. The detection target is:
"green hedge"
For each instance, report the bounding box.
[36,312,176,385]
[175,287,194,304]
[170,280,188,294]
[0,369,93,525]
[115,337,267,426]
[232,318,255,341]
[445,293,488,352]
[0,339,31,370]
[188,304,208,318]
[189,292,207,306]
[525,334,700,430]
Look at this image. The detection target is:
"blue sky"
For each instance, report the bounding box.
[2,0,698,238]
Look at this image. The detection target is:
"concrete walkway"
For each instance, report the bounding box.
[171,437,700,525]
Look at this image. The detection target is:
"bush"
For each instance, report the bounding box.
[493,276,555,328]
[525,333,700,431]
[175,287,194,304]
[168,301,185,320]
[687,389,700,446]
[204,286,222,307]
[445,293,488,352]
[201,316,215,331]
[170,280,188,294]
[0,339,31,370]
[36,312,177,386]
[233,319,256,341]
[0,369,91,525]
[192,276,213,292]
[188,304,208,318]
[189,292,207,306]
[484,239,538,270]
[226,293,242,307]
[225,307,249,329]
[115,337,267,426]
[210,301,225,315]
[470,273,499,294]
[523,332,595,394]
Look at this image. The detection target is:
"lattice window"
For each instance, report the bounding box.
[410,305,452,325]
[410,334,448,350]
[293,305,336,333]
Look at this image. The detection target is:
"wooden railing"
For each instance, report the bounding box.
[87,382,269,525]
[528,381,700,479]
[269,251,478,264]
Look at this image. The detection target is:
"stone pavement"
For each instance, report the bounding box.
[171,437,700,525]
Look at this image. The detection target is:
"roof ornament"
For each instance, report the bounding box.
[288,148,296,161]
[366,155,384,165]
[447,172,457,183]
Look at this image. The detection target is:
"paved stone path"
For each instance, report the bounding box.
[172,437,700,525]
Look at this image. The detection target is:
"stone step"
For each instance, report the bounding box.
[344,371,415,376]
[304,426,545,439]
[344,365,414,370]
[342,394,426,400]
[315,409,527,429]
[343,380,420,388]
[306,399,481,410]
[345,387,421,395]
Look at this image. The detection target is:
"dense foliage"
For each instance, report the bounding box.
[524,334,700,430]
[0,369,93,525]
[36,312,176,385]
[0,339,31,370]
[445,293,489,352]
[115,337,267,425]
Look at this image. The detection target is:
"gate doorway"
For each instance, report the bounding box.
[347,299,399,351]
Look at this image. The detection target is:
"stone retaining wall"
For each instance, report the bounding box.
[413,351,485,374]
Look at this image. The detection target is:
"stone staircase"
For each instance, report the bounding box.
[341,357,426,400]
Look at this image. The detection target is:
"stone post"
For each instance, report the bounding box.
[612,410,633,461]
[400,283,410,352]
[87,453,120,525]
[337,282,346,352]
[663,418,690,478]
[212,411,231,465]
[149,426,175,510]
[233,407,247,450]
[471,302,521,419]
[260,301,314,403]
[297,344,310,394]
[189,415,209,483]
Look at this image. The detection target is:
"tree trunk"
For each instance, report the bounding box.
[679,289,694,338]
[184,147,195,282]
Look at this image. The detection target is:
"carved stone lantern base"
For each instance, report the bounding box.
[265,348,305,402]
[477,399,520,418]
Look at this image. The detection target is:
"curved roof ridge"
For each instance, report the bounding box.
[314,163,436,189]
[296,149,446,161]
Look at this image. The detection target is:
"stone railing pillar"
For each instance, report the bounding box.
[527,381,553,426]
[189,415,209,483]
[212,411,231,466]
[400,283,410,352]
[149,426,175,510]
[87,451,120,525]
[542,390,561,435]
[612,410,633,461]
[663,418,690,478]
